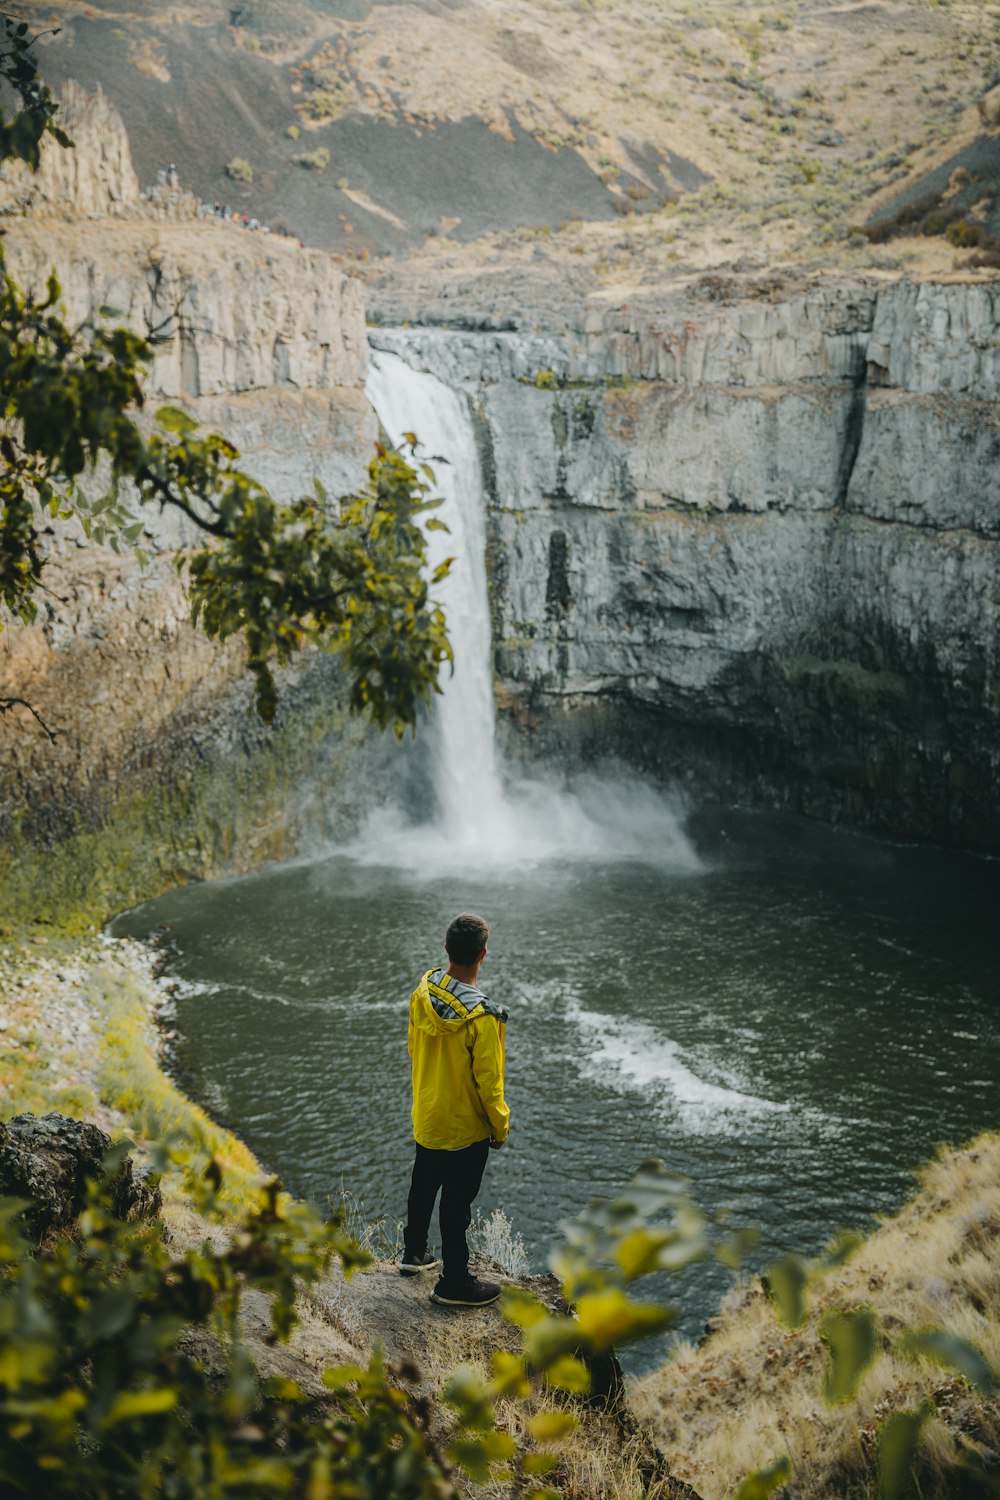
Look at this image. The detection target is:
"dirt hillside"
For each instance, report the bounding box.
[9,0,1000,297]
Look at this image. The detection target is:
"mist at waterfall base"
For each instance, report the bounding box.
[110,351,1000,1375]
[356,350,697,874]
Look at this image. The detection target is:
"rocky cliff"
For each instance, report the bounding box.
[372,275,1000,850]
[0,91,379,926]
[0,80,140,219]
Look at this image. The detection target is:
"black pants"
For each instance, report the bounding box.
[404,1138,491,1283]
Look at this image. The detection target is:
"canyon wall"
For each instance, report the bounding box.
[4,82,997,909]
[0,93,380,924]
[372,276,1000,849]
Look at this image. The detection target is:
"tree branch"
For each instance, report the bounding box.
[136,467,230,538]
[0,695,58,741]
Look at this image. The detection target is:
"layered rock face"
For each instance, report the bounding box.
[0,81,140,218]
[373,277,1000,849]
[0,93,376,900]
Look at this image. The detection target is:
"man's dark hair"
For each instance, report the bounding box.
[445,912,490,966]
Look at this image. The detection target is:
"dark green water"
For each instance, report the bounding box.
[111,802,999,1370]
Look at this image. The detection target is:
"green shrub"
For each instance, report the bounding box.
[310,66,344,90]
[286,123,300,140]
[3,1135,994,1500]
[225,157,253,184]
[294,146,331,171]
[0,1163,457,1499]
[301,89,343,121]
[0,1154,701,1498]
[945,218,987,247]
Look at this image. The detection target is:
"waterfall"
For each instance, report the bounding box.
[364,351,508,845]
[358,345,700,874]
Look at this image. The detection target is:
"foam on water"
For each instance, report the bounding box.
[359,350,701,875]
[566,1000,789,1131]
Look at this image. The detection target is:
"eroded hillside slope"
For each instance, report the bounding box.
[10,0,1000,286]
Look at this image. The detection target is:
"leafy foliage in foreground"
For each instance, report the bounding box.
[0,1152,457,1500]
[0,1152,718,1500]
[0,18,450,730]
[2,1142,996,1500]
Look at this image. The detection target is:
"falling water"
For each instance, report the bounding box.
[364,351,507,840]
[361,346,698,872]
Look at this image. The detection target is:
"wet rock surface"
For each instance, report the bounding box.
[0,1112,161,1241]
[377,276,1000,850]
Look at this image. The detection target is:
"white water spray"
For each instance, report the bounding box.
[364,351,507,842]
[359,348,699,874]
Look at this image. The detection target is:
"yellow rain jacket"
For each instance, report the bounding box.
[408,967,510,1151]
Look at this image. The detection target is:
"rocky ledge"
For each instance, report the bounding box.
[373,273,1000,850]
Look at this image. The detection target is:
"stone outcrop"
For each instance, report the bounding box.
[0,81,140,218]
[0,1112,161,1241]
[373,274,1000,849]
[0,94,378,902]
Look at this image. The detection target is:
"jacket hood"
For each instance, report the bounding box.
[410,968,508,1036]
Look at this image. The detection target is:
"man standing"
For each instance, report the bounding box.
[400,912,509,1307]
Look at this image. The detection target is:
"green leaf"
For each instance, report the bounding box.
[733,1454,793,1500]
[528,1410,577,1442]
[155,403,199,434]
[524,1315,588,1368]
[820,1306,879,1404]
[544,1355,590,1395]
[524,1452,560,1476]
[479,1430,516,1461]
[877,1403,933,1500]
[615,1226,676,1279]
[103,1387,178,1426]
[489,1350,531,1398]
[321,1363,365,1390]
[765,1254,809,1329]
[83,1286,137,1342]
[448,1438,498,1483]
[500,1285,548,1329]
[899,1328,997,1396]
[443,1364,494,1429]
[262,1375,303,1402]
[575,1288,673,1351]
[716,1225,760,1269]
[820,1228,864,1268]
[618,1157,691,1216]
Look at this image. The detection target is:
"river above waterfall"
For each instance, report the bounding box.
[111,804,999,1370]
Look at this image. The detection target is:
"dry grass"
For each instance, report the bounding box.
[0,935,264,1212]
[336,0,1000,292]
[16,0,1000,284]
[633,1135,1000,1498]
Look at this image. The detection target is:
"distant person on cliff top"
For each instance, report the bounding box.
[400,912,510,1307]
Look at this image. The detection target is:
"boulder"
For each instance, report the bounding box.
[0,1112,162,1241]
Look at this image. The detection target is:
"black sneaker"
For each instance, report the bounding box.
[430,1274,501,1307]
[399,1251,441,1277]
